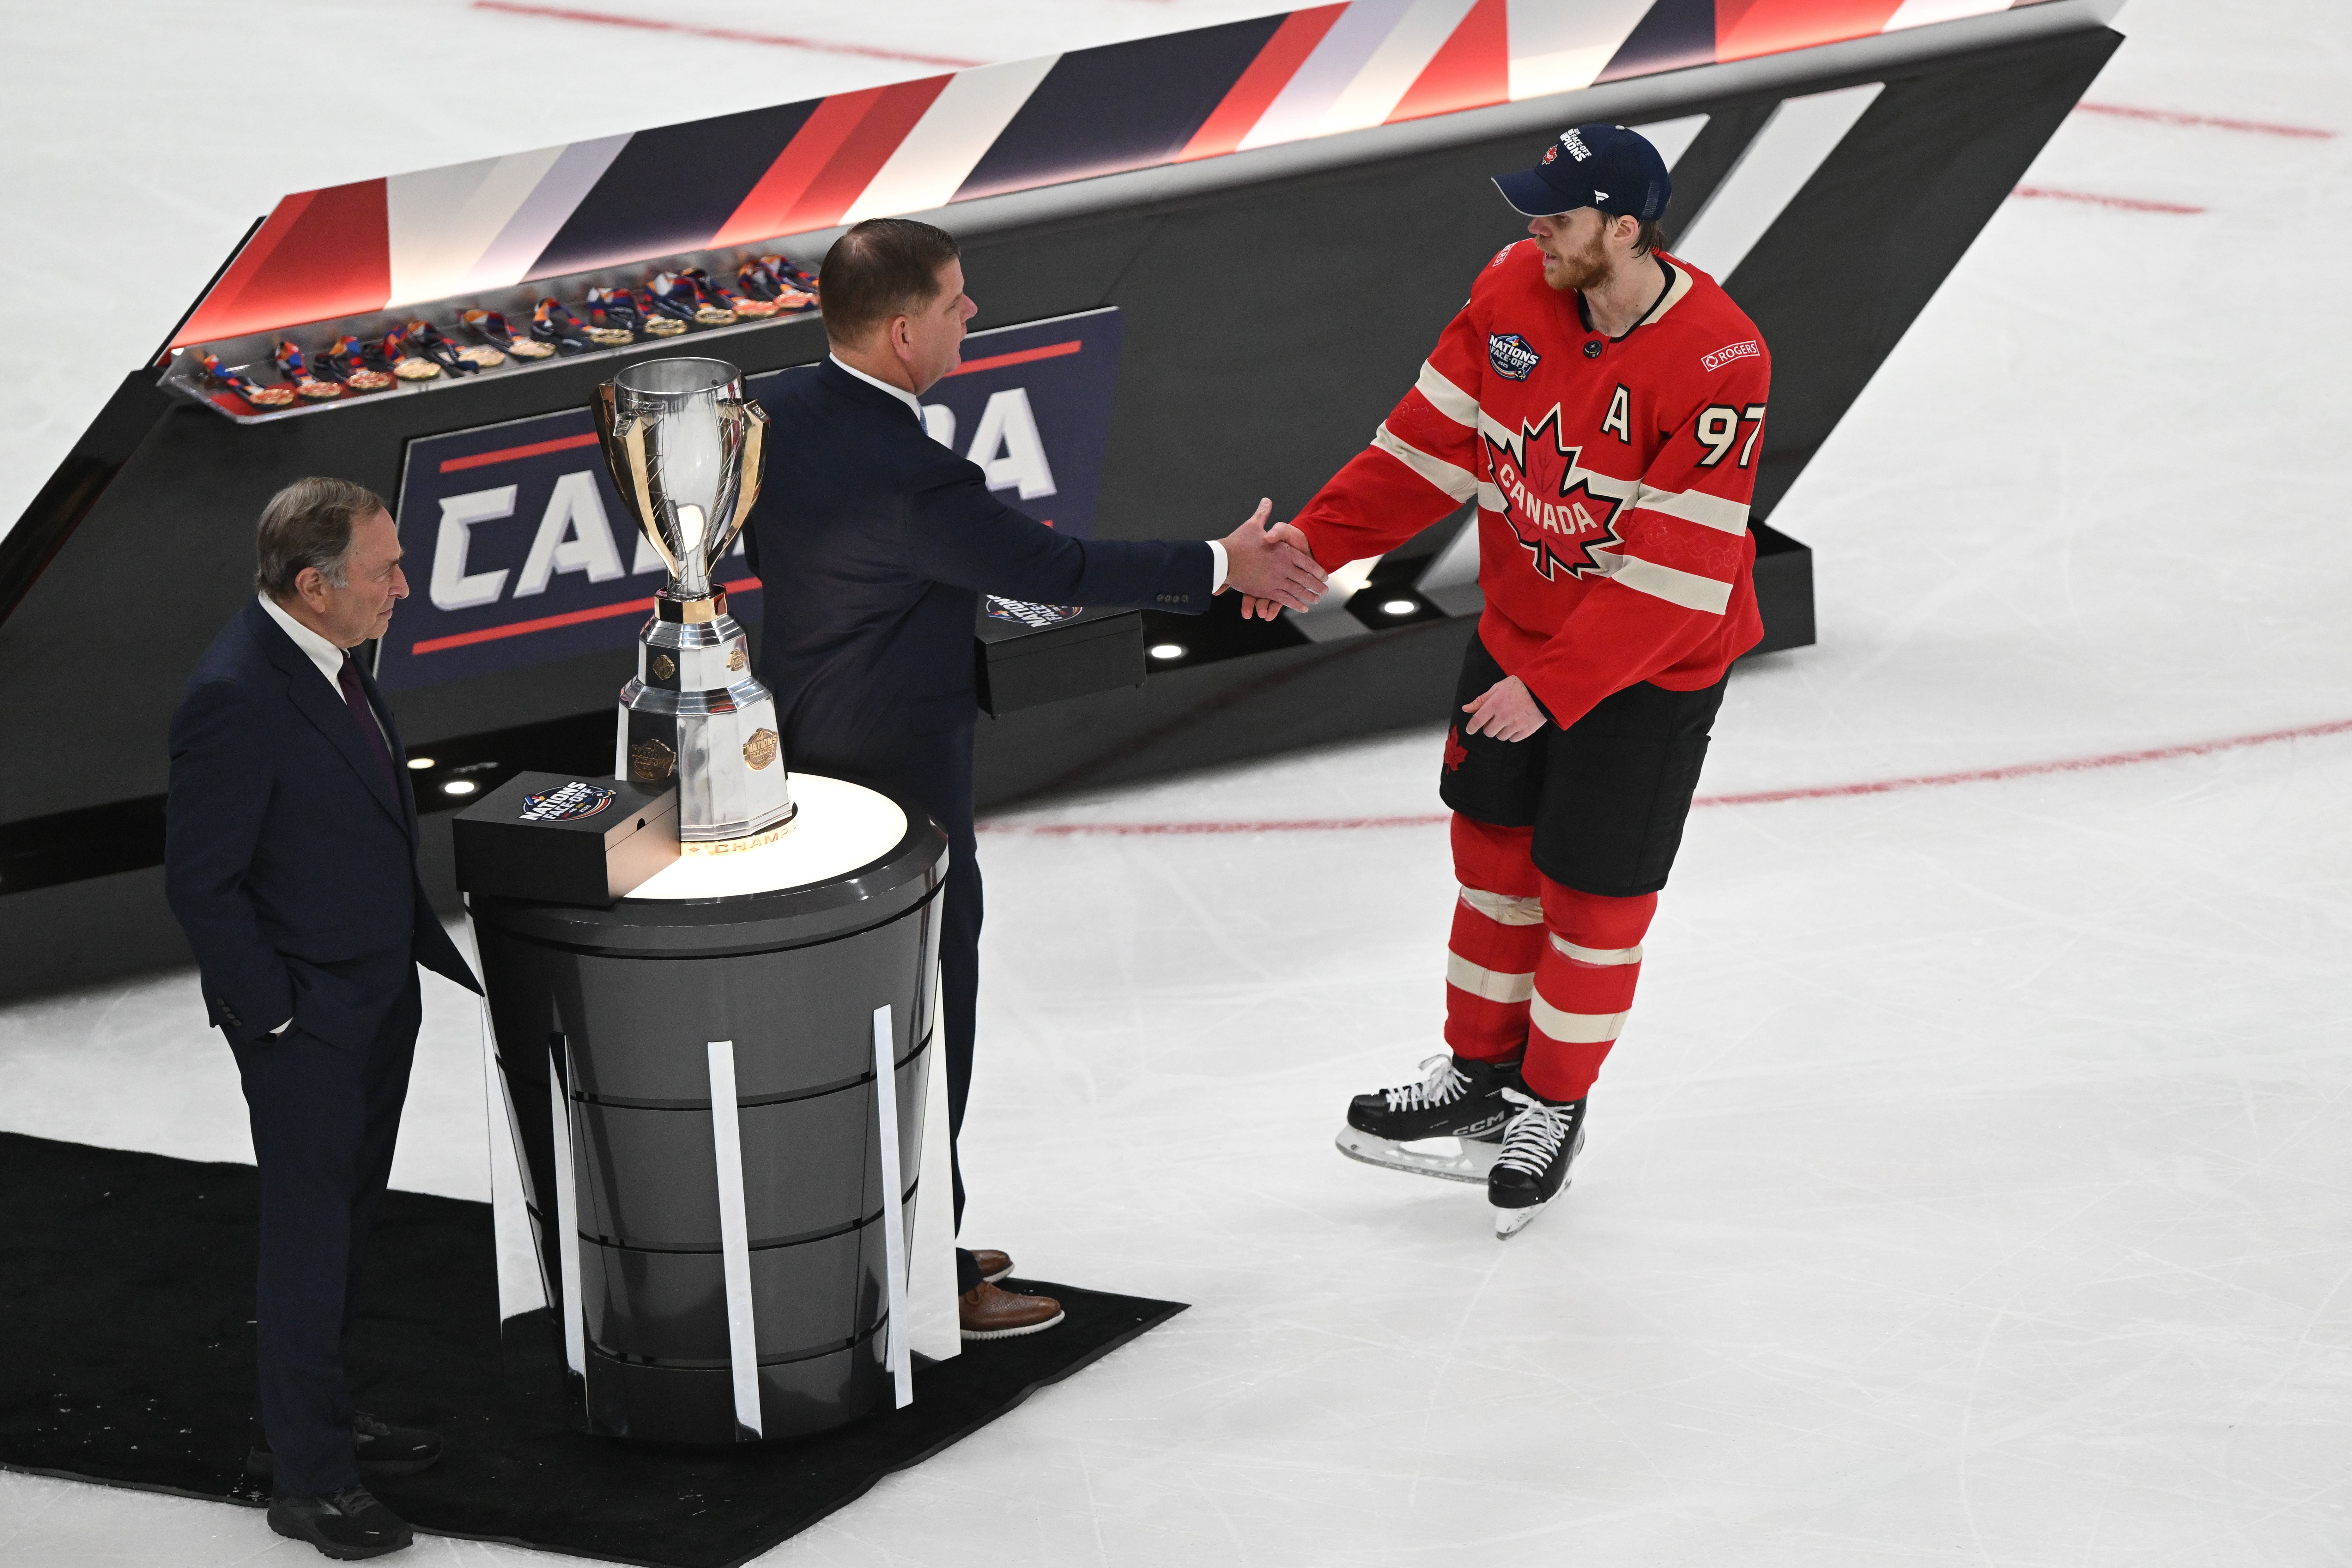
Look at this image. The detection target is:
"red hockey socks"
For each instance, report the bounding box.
[1524,878,1655,1102]
[1442,815,1542,1064]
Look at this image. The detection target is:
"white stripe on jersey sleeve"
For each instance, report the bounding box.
[1413,361,1479,427]
[1371,422,1480,502]
[1631,481,1750,535]
[1602,551,1734,613]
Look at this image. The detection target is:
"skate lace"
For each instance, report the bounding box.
[1492,1087,1574,1177]
[1383,1054,1469,1112]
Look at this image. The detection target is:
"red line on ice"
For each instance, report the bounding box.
[2012,186,2205,214]
[2075,101,2336,139]
[979,717,2352,837]
[470,2,984,68]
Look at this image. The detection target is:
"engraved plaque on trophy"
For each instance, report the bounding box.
[595,358,796,851]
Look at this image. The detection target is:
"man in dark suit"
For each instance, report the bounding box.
[747,218,1326,1340]
[166,477,482,1560]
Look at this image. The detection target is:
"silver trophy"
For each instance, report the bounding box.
[595,357,796,851]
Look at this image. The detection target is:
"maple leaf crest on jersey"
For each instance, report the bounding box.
[1482,404,1626,582]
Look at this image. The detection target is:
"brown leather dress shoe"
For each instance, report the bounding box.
[958,1280,1064,1340]
[970,1249,1015,1284]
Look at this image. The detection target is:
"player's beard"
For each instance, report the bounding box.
[1543,226,1611,293]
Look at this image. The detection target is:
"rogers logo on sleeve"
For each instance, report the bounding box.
[1701,340,1760,372]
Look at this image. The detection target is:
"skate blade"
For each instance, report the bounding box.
[1335,1126,1498,1185]
[1493,1201,1546,1238]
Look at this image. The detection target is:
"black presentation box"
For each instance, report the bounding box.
[973,598,1144,718]
[453,772,678,908]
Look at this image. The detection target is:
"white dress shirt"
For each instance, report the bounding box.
[828,354,1227,592]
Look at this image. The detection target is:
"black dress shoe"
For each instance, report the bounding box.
[247,1412,444,1480]
[268,1486,413,1559]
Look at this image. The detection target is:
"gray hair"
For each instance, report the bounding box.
[254,477,388,598]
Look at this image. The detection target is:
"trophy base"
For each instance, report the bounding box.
[619,604,795,843]
[680,800,800,855]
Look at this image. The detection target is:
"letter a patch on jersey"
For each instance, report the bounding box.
[1482,406,1626,582]
[1601,384,1632,443]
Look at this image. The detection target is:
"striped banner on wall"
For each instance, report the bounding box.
[173,0,2045,349]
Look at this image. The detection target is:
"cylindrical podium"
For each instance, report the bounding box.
[469,775,947,1444]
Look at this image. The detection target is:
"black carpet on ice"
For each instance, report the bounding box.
[0,1131,1185,1567]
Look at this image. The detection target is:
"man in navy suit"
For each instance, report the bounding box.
[748,219,1326,1340]
[167,477,481,1560]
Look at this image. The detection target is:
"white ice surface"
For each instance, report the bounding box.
[6,0,2352,1563]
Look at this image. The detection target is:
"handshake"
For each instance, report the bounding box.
[1215,499,1328,622]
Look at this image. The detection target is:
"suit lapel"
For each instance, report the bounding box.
[246,602,410,838]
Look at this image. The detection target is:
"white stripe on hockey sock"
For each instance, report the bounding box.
[1459,886,1544,926]
[1446,952,1536,1003]
[1549,933,1644,966]
[1529,995,1629,1044]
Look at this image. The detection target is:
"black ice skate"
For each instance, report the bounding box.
[1488,1087,1587,1238]
[1334,1053,1524,1184]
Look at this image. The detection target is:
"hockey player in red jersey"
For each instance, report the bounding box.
[1274,123,1770,1236]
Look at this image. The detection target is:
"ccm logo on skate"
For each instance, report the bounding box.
[1489,334,1541,381]
[1702,340,1760,372]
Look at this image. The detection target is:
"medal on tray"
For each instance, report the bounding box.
[582,287,637,345]
[379,329,441,381]
[466,308,549,360]
[742,255,819,313]
[198,353,296,409]
[635,286,688,337]
[271,341,344,400]
[684,265,766,319]
[531,298,591,356]
[318,335,394,392]
[645,272,707,330]
[406,318,486,375]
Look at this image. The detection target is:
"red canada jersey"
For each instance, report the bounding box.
[1292,240,1771,728]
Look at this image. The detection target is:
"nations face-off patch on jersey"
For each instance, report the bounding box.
[1489,333,1541,381]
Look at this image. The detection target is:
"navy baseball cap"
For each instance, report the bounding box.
[1493,123,1671,221]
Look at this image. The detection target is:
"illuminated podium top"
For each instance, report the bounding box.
[628,775,910,903]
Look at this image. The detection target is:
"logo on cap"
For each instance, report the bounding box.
[1560,128,1593,162]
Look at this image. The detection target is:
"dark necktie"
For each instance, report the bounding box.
[336,654,400,797]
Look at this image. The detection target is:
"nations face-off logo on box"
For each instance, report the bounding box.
[375,308,1124,693]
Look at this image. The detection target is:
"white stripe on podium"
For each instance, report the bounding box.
[871,1005,914,1409]
[549,1044,586,1391]
[705,1040,763,1438]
